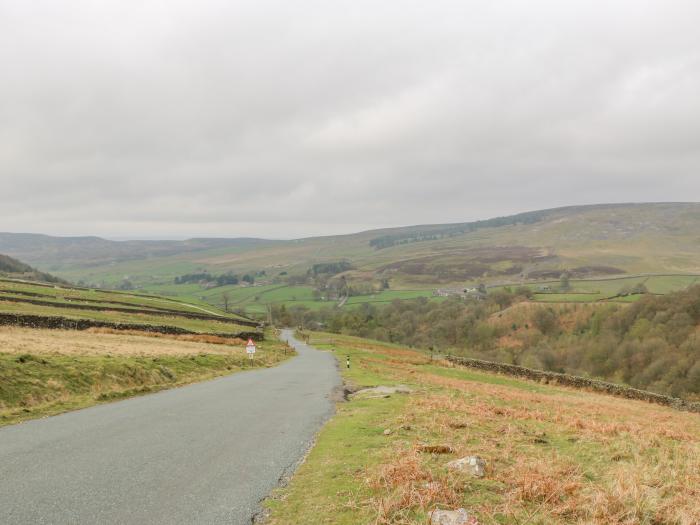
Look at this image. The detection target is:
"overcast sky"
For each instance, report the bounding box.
[1,0,699,239]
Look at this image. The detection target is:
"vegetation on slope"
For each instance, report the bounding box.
[368,208,549,249]
[0,327,291,426]
[265,334,700,524]
[275,286,700,400]
[0,278,277,426]
[0,278,259,336]
[0,254,64,283]
[3,203,700,289]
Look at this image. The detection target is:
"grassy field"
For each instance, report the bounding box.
[0,326,291,427]
[496,274,699,303]
[138,274,700,318]
[0,278,258,334]
[140,282,439,316]
[264,333,700,524]
[0,277,257,318]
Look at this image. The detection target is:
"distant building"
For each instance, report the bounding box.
[434,287,486,300]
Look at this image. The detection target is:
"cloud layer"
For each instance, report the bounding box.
[2,0,699,238]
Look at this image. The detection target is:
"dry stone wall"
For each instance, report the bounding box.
[446,356,700,413]
[0,312,263,341]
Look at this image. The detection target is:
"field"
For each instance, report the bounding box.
[0,326,291,426]
[136,274,700,318]
[264,333,700,524]
[140,282,438,316]
[4,204,700,292]
[495,274,699,303]
[0,278,258,335]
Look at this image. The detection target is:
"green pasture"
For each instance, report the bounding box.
[143,273,699,317]
[499,274,698,303]
[0,279,225,314]
[141,283,440,316]
[0,300,254,334]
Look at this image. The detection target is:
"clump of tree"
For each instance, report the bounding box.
[617,282,649,297]
[175,272,214,284]
[174,271,241,287]
[559,271,571,291]
[308,261,353,277]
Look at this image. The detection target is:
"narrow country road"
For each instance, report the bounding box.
[0,330,340,524]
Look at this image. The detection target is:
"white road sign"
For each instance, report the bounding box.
[246,338,256,355]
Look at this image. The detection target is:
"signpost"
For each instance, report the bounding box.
[246,338,256,362]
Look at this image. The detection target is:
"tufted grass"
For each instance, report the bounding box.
[264,333,700,524]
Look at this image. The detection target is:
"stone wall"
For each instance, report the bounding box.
[446,356,700,413]
[0,313,263,341]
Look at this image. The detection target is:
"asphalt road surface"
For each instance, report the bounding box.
[0,329,340,524]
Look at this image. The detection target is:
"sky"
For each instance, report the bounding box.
[1,0,699,240]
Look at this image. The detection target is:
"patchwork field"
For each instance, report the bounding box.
[137,273,700,319]
[0,278,259,335]
[265,333,700,524]
[140,282,439,316]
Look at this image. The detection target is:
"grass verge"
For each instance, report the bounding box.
[0,328,292,427]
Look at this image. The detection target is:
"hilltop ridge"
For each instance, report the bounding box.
[1,202,699,288]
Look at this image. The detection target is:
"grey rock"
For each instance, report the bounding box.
[447,456,486,477]
[429,508,473,525]
[350,384,413,399]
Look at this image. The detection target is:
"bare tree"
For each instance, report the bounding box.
[222,291,231,312]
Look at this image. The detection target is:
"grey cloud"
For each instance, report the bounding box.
[1,0,699,238]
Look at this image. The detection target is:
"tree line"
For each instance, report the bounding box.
[272,285,700,400]
[174,271,262,286]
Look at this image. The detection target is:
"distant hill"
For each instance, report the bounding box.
[0,254,65,283]
[2,202,699,288]
[0,234,275,269]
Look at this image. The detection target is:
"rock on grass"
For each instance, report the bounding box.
[429,508,477,525]
[447,456,486,478]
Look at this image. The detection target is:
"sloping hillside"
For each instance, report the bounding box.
[0,254,64,283]
[265,333,700,524]
[2,202,699,288]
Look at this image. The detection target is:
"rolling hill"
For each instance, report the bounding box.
[0,253,65,283]
[2,203,699,290]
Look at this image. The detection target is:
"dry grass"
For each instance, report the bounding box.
[337,335,700,524]
[0,326,247,357]
[368,448,462,524]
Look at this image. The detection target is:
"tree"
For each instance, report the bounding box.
[559,272,571,291]
[222,291,231,312]
[632,282,649,295]
[490,290,513,310]
[532,307,558,335]
[617,285,632,297]
[118,279,134,290]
